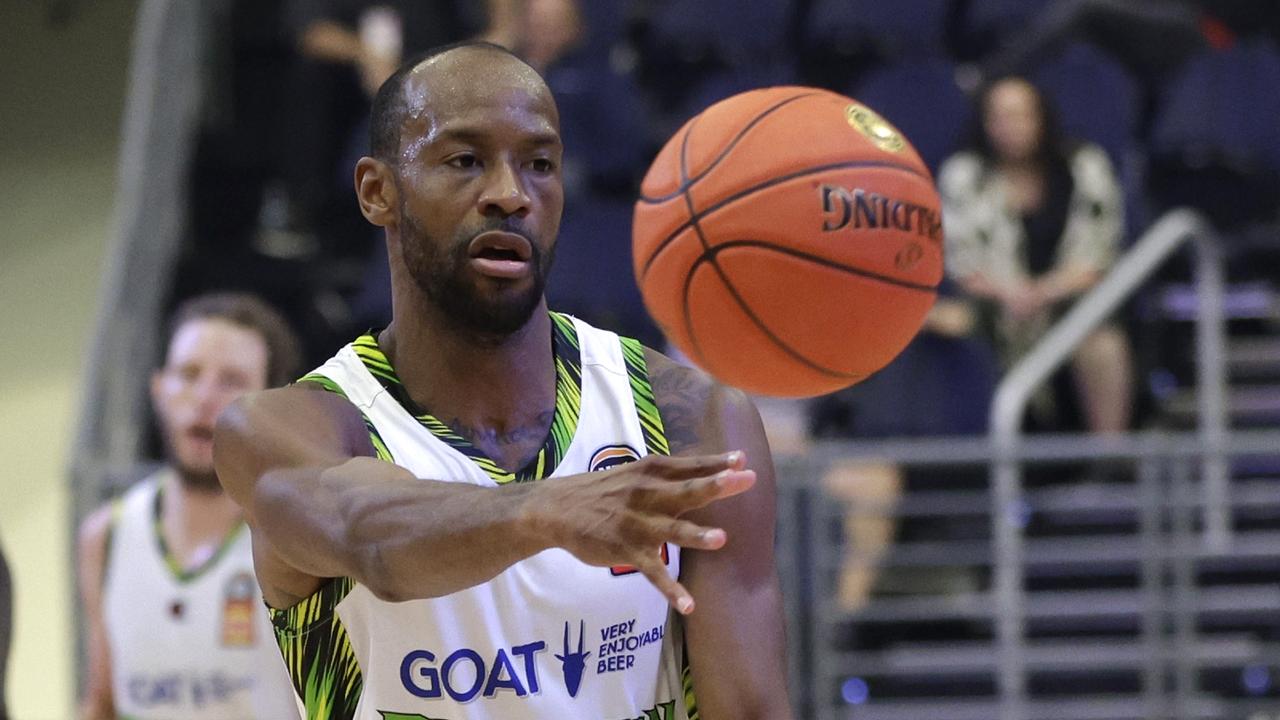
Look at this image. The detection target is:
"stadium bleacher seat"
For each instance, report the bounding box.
[806,0,950,59]
[1032,41,1139,167]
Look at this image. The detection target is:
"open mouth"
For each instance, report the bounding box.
[476,246,523,261]
[468,231,533,278]
[187,425,215,443]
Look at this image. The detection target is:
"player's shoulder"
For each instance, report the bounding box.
[1068,142,1118,184]
[77,501,118,563]
[937,150,984,186]
[214,383,372,483]
[644,346,714,396]
[219,382,362,437]
[642,346,760,455]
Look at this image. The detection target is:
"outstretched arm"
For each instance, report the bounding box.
[648,350,794,720]
[214,384,754,609]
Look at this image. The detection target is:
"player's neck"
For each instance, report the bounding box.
[159,472,244,569]
[996,156,1043,176]
[383,302,557,432]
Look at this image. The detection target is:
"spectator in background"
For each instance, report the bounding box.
[294,0,522,97]
[941,75,1133,434]
[277,0,522,249]
[809,291,996,611]
[291,1,531,328]
[77,294,303,720]
[522,0,583,73]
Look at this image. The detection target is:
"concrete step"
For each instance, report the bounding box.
[878,478,1280,520]
[836,635,1271,677]
[1160,384,1280,427]
[1157,282,1278,322]
[829,529,1280,572]
[834,694,1280,720]
[841,584,1280,624]
[1223,336,1280,382]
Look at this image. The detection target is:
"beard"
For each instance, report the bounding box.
[399,211,554,339]
[158,424,225,494]
[175,464,223,493]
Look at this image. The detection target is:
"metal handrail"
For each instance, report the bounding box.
[785,430,1280,719]
[987,208,1226,719]
[774,429,1278,471]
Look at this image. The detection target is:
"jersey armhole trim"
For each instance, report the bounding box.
[269,576,363,719]
[297,372,395,463]
[268,576,356,637]
[619,337,670,457]
[99,497,124,589]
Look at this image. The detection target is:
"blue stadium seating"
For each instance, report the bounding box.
[1031,42,1139,167]
[1148,38,1280,229]
[966,0,1057,37]
[806,0,950,57]
[576,0,629,60]
[547,194,658,344]
[645,0,793,66]
[1152,38,1280,172]
[547,57,652,193]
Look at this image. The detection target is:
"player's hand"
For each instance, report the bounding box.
[1003,283,1048,322]
[528,450,755,614]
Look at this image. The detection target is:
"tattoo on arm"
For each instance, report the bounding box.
[648,360,713,456]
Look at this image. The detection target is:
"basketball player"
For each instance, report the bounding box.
[78,293,303,720]
[214,42,793,719]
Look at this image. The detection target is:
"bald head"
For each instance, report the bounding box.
[369,42,556,166]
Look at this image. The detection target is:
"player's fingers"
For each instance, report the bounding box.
[634,551,696,615]
[647,450,746,480]
[655,468,756,514]
[647,516,727,551]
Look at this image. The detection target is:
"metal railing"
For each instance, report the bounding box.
[782,430,1280,720]
[774,208,1254,719]
[990,208,1225,720]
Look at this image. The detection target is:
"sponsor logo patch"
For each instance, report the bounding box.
[589,444,641,472]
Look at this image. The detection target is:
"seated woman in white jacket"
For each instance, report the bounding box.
[940,75,1133,434]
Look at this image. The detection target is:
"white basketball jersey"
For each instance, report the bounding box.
[103,472,300,719]
[275,313,694,720]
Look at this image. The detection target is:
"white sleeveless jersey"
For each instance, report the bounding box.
[103,472,300,719]
[275,313,693,720]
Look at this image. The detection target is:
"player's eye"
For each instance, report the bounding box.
[175,365,200,383]
[529,157,554,173]
[448,154,479,169]
[219,371,252,393]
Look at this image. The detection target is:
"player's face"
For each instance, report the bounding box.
[151,318,269,490]
[394,52,564,337]
[983,78,1043,163]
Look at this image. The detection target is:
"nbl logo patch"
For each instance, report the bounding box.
[588,444,640,472]
[221,571,257,647]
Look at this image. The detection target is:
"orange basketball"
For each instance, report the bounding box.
[632,86,944,397]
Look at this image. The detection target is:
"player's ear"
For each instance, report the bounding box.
[355,157,399,227]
